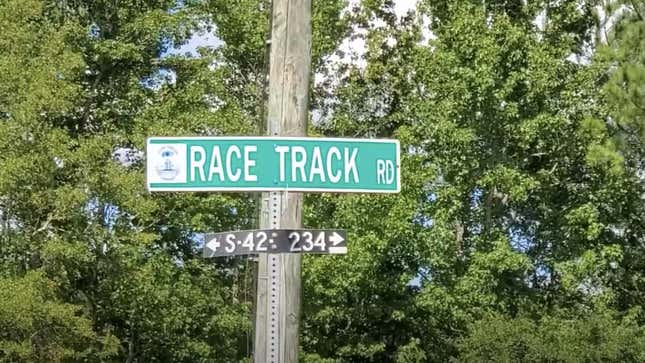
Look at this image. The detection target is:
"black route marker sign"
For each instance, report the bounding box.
[203,229,347,257]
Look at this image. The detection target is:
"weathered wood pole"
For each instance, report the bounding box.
[254,0,311,362]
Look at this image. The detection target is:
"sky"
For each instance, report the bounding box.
[168,0,421,57]
[165,0,606,73]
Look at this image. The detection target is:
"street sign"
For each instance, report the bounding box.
[203,229,347,257]
[147,137,399,193]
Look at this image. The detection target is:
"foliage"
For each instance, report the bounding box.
[0,272,119,362]
[459,309,645,362]
[303,0,645,361]
[0,0,643,362]
[1,0,255,361]
[597,0,645,177]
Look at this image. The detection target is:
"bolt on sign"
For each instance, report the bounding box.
[146,137,400,193]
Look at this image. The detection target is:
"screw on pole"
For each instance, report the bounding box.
[269,192,280,363]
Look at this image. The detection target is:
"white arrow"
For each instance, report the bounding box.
[206,238,220,254]
[329,232,345,246]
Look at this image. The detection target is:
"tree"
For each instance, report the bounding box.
[458,309,645,362]
[1,0,644,361]
[301,0,645,361]
[1,0,350,361]
[1,0,253,361]
[0,272,119,362]
[601,0,645,146]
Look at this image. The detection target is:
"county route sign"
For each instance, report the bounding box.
[203,229,347,257]
[146,136,400,193]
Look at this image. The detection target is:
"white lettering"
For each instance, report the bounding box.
[291,146,307,182]
[190,146,206,182]
[208,146,224,182]
[326,147,342,183]
[226,146,241,182]
[244,146,257,182]
[386,160,395,184]
[376,159,386,184]
[275,146,289,182]
[344,147,359,183]
[309,147,326,182]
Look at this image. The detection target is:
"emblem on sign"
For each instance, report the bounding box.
[147,137,400,193]
[156,146,181,180]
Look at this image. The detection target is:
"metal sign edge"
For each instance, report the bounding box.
[203,228,347,235]
[146,137,401,193]
[147,136,400,144]
[148,186,400,193]
[202,229,348,257]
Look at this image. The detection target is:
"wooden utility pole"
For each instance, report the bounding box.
[254,0,311,362]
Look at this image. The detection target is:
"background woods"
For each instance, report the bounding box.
[0,0,643,362]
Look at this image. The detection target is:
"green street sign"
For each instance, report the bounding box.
[146,136,400,193]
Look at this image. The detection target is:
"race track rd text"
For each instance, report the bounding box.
[188,145,360,184]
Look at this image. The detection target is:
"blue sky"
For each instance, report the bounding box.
[165,0,421,58]
[165,28,224,57]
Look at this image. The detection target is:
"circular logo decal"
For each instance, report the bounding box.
[155,146,181,180]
